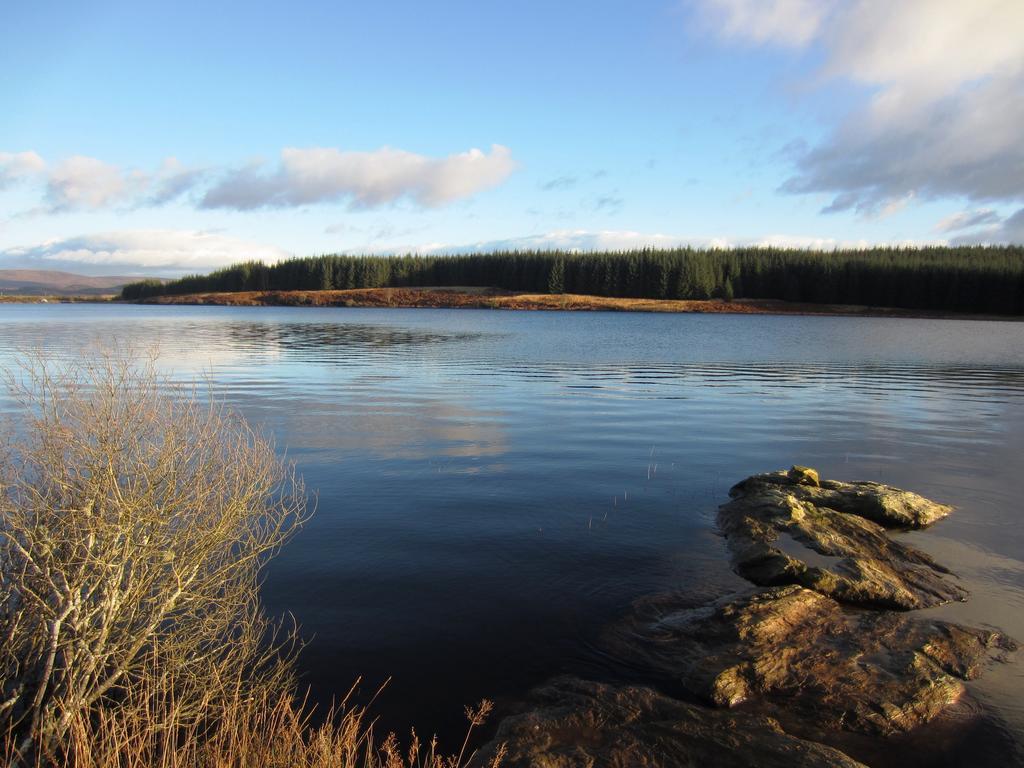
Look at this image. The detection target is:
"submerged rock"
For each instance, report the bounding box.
[719,468,965,609]
[606,585,1016,737]
[472,676,867,768]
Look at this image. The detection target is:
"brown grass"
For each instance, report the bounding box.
[139,287,1016,319]
[14,682,504,768]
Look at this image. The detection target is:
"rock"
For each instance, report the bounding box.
[719,470,966,609]
[479,469,1015,765]
[605,585,1016,737]
[788,465,820,487]
[471,676,867,768]
[732,468,952,529]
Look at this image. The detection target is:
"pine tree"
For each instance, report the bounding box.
[548,258,565,294]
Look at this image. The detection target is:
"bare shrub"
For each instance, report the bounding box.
[0,352,307,762]
[0,351,502,768]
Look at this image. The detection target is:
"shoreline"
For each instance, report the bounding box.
[0,294,116,304]
[138,287,1023,321]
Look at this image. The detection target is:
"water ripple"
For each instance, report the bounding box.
[2,303,1024,760]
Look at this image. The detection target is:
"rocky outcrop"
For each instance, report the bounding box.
[476,468,1015,767]
[718,468,964,609]
[730,467,953,528]
[472,677,868,768]
[606,585,1015,736]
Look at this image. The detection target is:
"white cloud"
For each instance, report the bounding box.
[950,207,1024,245]
[822,0,1024,107]
[0,230,290,274]
[0,227,965,280]
[41,155,204,212]
[147,157,207,206]
[364,229,919,255]
[201,144,516,210]
[45,156,138,211]
[935,208,1002,233]
[698,0,1024,212]
[697,0,835,48]
[0,151,46,188]
[4,144,515,213]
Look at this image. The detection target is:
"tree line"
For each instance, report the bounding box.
[122,246,1024,315]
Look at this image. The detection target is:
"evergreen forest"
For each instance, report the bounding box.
[121,247,1024,315]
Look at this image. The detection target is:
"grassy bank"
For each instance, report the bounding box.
[141,286,1022,320]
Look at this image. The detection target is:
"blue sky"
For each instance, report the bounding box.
[1,0,1022,275]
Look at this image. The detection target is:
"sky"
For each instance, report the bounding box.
[1,0,1022,276]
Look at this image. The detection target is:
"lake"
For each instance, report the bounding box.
[2,303,1023,765]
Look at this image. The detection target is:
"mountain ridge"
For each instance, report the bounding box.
[0,269,154,296]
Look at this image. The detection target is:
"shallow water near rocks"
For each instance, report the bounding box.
[772,531,847,571]
[2,303,1023,766]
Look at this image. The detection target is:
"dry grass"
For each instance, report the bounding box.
[140,287,762,312]
[140,286,999,318]
[11,680,504,768]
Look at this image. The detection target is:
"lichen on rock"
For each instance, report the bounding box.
[719,468,965,609]
[731,468,953,529]
[606,585,1016,736]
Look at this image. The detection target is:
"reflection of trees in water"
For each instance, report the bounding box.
[4,317,1023,402]
[528,361,1024,399]
[0,319,491,381]
[221,321,487,355]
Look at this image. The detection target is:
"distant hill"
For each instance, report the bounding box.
[0,270,155,296]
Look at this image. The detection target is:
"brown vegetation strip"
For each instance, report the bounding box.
[140,288,1018,319]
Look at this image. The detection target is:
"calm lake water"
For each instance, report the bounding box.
[3,303,1024,765]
